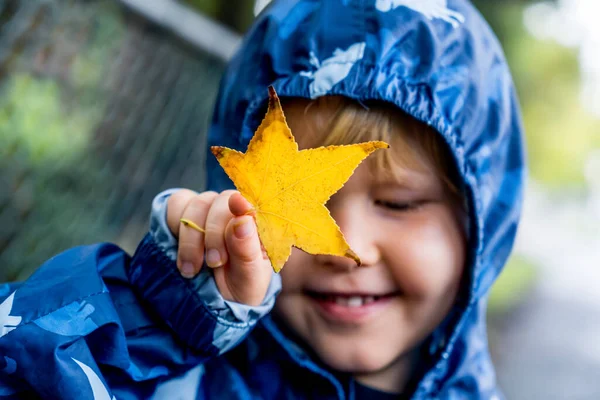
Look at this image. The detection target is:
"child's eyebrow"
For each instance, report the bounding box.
[373,178,422,191]
[372,169,440,192]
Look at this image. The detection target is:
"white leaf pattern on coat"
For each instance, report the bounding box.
[0,292,21,338]
[34,300,98,336]
[72,358,116,400]
[375,0,465,27]
[299,42,366,98]
[152,364,205,400]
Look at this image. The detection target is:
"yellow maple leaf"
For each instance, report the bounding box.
[211,87,389,272]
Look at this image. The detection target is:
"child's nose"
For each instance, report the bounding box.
[317,199,381,269]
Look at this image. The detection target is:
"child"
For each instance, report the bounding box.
[0,0,525,398]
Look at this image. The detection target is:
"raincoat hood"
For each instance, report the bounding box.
[206,0,526,396]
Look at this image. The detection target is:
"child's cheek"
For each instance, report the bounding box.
[387,207,466,299]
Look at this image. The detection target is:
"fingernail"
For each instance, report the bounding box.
[180,262,195,278]
[233,218,254,239]
[206,248,222,268]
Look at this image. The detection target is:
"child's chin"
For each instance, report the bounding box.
[316,343,398,375]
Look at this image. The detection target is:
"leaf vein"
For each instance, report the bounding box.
[258,210,326,240]
[255,133,273,205]
[232,163,259,202]
[258,151,358,207]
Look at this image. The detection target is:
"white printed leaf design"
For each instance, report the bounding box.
[376,0,465,27]
[72,358,116,400]
[0,292,21,338]
[299,42,366,98]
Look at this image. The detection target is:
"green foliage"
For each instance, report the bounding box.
[0,74,94,165]
[183,0,254,33]
[0,2,124,168]
[474,1,600,188]
[488,254,537,315]
[182,0,219,16]
[72,2,125,89]
[0,2,126,281]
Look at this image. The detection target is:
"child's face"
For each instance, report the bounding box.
[273,100,467,391]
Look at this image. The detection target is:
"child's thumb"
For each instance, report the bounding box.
[217,215,272,306]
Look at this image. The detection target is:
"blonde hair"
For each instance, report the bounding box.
[289,96,463,203]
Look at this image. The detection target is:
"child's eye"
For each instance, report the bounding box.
[374,200,421,212]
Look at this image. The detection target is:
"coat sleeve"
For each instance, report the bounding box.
[0,191,281,399]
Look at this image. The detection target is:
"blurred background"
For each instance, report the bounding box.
[0,0,598,398]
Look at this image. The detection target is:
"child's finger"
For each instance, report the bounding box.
[203,190,237,269]
[177,191,218,278]
[216,215,272,306]
[229,193,268,260]
[229,193,269,261]
[167,189,204,238]
[228,192,254,217]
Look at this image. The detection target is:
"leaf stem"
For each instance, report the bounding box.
[180,218,205,233]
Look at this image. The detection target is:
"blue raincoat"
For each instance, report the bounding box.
[0,0,525,398]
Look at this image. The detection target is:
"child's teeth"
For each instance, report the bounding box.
[335,297,349,306]
[323,295,379,307]
[346,296,363,307]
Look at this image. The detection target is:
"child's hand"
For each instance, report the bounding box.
[166,190,272,307]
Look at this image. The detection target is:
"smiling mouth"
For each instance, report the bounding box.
[305,291,398,307]
[304,290,399,323]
